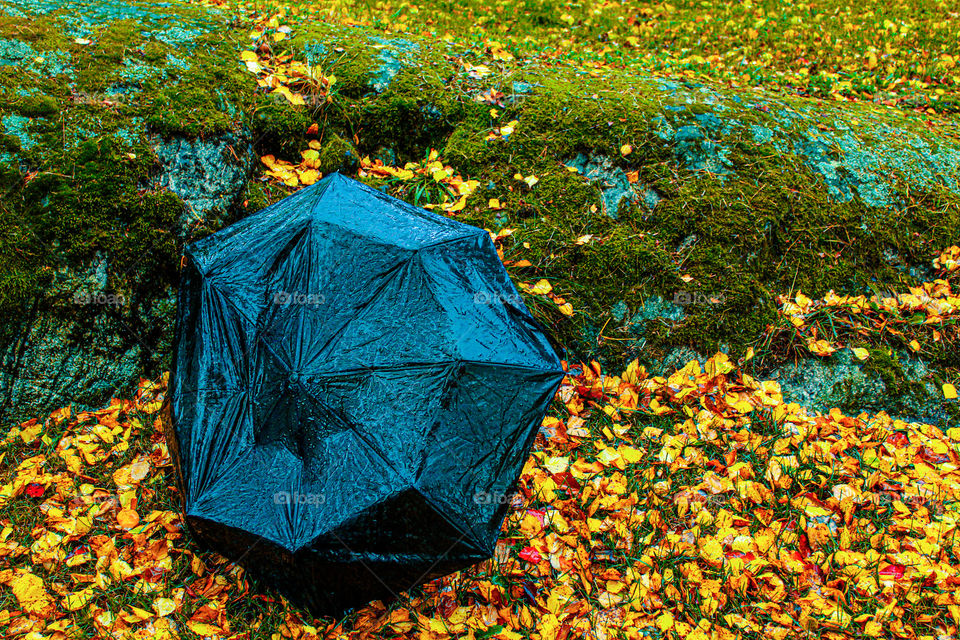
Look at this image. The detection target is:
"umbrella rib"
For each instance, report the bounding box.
[188,180,331,273]
[416,228,486,251]
[202,277,259,335]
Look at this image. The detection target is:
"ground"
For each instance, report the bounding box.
[1,0,960,638]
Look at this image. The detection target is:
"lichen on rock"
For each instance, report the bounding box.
[152,132,254,227]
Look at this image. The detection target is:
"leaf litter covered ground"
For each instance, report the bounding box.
[5,330,960,639]
[4,0,960,638]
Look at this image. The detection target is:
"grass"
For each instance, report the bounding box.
[234,0,960,110]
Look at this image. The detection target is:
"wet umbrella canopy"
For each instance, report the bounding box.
[163,172,564,616]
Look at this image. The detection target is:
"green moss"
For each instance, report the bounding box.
[251,102,313,159]
[4,93,59,117]
[353,66,461,163]
[4,4,960,421]
[0,133,19,152]
[317,133,359,174]
[145,83,237,138]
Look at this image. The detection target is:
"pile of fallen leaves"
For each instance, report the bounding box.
[241,12,336,108]
[761,246,960,368]
[357,151,480,213]
[3,347,960,638]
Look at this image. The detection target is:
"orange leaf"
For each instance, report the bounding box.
[117,509,140,529]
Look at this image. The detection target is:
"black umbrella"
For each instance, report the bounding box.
[162,172,564,616]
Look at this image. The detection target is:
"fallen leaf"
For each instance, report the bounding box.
[117,509,140,529]
[11,571,54,618]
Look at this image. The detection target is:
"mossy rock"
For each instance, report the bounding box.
[2,0,960,427]
[317,133,359,175]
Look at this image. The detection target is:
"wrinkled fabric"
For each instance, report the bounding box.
[163,172,564,615]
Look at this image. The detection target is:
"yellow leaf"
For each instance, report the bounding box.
[543,456,569,474]
[300,170,320,185]
[11,571,54,618]
[187,622,224,636]
[463,62,491,78]
[944,383,957,400]
[557,303,574,316]
[523,175,539,188]
[699,538,723,568]
[445,195,468,212]
[528,279,552,295]
[909,340,920,352]
[20,422,42,444]
[63,588,94,611]
[152,597,177,617]
[806,338,836,356]
[657,611,675,631]
[489,198,502,209]
[620,144,633,156]
[272,85,304,106]
[851,347,869,361]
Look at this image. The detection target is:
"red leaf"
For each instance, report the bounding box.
[880,564,906,580]
[519,547,541,564]
[25,483,44,498]
[886,432,909,448]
